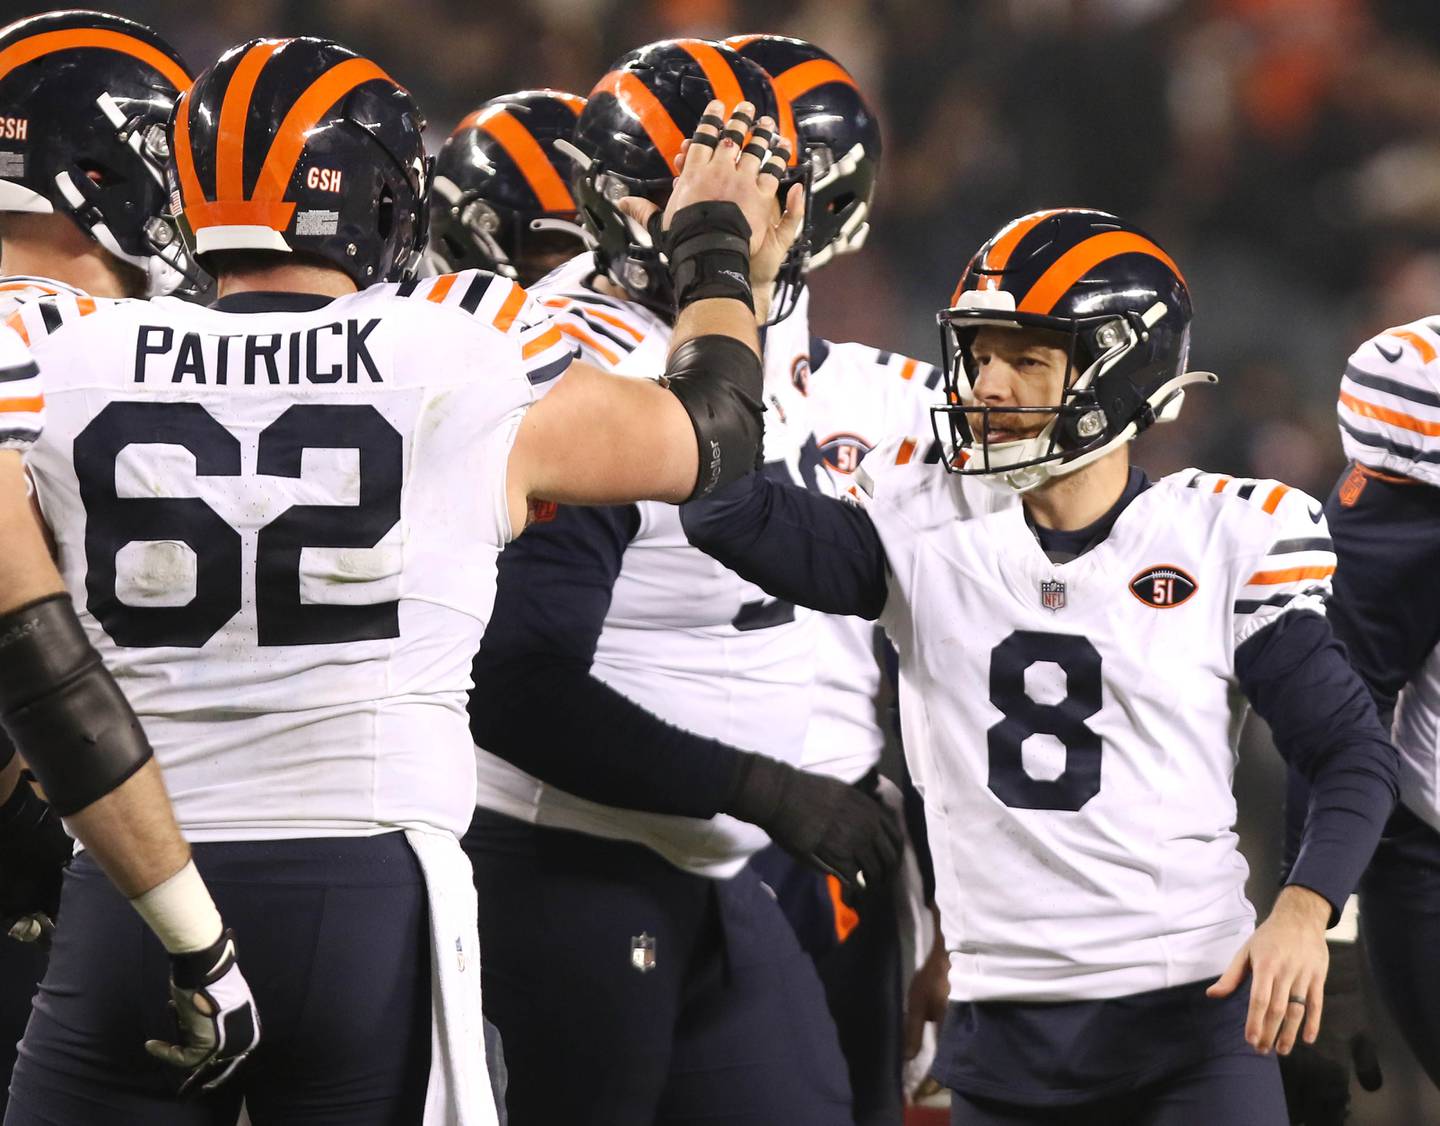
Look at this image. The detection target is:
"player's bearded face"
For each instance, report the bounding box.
[967,326,1071,442]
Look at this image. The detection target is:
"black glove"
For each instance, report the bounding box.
[1279,937,1382,1125]
[725,752,902,892]
[145,929,261,1095]
[0,773,73,944]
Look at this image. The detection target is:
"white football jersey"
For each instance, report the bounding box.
[14,271,573,841]
[472,255,820,878]
[860,442,1334,1000]
[0,275,87,318]
[1336,320,1440,829]
[765,286,963,783]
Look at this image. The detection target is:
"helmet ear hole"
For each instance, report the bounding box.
[376,187,395,241]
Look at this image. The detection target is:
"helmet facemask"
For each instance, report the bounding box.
[933,290,1211,493]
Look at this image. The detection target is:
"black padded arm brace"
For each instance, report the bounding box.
[0,594,153,816]
[665,335,764,501]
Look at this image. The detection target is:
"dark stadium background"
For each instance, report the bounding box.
[7,0,1440,1120]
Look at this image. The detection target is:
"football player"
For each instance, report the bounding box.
[0,10,199,309]
[0,325,258,1099]
[4,33,787,1124]
[727,33,955,1125]
[463,38,894,1125]
[0,9,238,1112]
[682,208,1401,1124]
[426,89,590,286]
[1309,317,1440,1095]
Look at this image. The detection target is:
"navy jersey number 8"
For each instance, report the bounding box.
[987,630,1103,811]
[75,400,402,648]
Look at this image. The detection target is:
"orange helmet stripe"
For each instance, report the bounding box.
[721,34,764,52]
[1016,231,1184,315]
[593,70,686,174]
[475,108,575,212]
[252,57,398,207]
[171,89,207,213]
[216,39,285,203]
[677,40,744,116]
[955,208,1068,301]
[0,27,190,90]
[551,91,586,116]
[772,59,857,104]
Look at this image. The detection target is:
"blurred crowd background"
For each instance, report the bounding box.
[9,0,1440,1120]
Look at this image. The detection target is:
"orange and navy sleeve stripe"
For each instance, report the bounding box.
[398,270,574,388]
[1337,322,1440,485]
[0,323,43,450]
[1189,472,1335,644]
[539,294,648,371]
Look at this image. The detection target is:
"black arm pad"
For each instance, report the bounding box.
[0,594,153,817]
[664,335,764,501]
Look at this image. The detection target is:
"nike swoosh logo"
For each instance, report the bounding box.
[1375,341,1403,363]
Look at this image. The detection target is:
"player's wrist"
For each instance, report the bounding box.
[1274,883,1334,931]
[129,858,225,955]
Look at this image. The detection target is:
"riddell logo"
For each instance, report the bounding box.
[306,167,342,192]
[0,118,27,141]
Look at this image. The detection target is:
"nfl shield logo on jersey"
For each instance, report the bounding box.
[1040,579,1066,612]
[630,933,656,973]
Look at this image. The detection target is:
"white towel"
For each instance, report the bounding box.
[405,828,500,1126]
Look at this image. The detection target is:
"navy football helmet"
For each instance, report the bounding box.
[0,10,196,295]
[569,38,805,320]
[726,35,879,270]
[170,37,429,288]
[428,90,588,286]
[934,208,1212,492]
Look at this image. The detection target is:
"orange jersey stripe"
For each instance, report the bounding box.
[678,40,744,117]
[558,323,619,366]
[900,358,918,381]
[0,28,190,90]
[772,59,858,104]
[4,312,29,346]
[425,274,459,304]
[956,209,1066,301]
[476,109,574,212]
[0,283,61,295]
[1018,232,1185,316]
[1246,564,1335,586]
[252,58,396,208]
[593,71,687,174]
[554,301,644,342]
[492,284,527,333]
[1339,389,1440,437]
[74,296,96,316]
[1261,484,1290,514]
[894,437,918,465]
[1389,329,1438,364]
[217,39,285,203]
[522,325,563,360]
[0,395,44,414]
[1212,476,1230,493]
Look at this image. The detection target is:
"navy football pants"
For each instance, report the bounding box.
[464,808,854,1126]
[948,1049,1285,1125]
[0,936,44,1120]
[750,844,903,1126]
[5,834,432,1126]
[1359,801,1440,1088]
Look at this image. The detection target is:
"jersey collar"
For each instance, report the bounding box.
[211,292,336,314]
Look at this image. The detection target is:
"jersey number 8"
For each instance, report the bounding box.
[988,630,1103,811]
[75,401,402,648]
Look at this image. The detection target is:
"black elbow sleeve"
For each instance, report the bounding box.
[0,594,153,817]
[665,335,764,501]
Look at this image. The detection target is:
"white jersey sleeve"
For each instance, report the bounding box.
[1338,320,1440,484]
[0,321,41,450]
[1182,471,1335,648]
